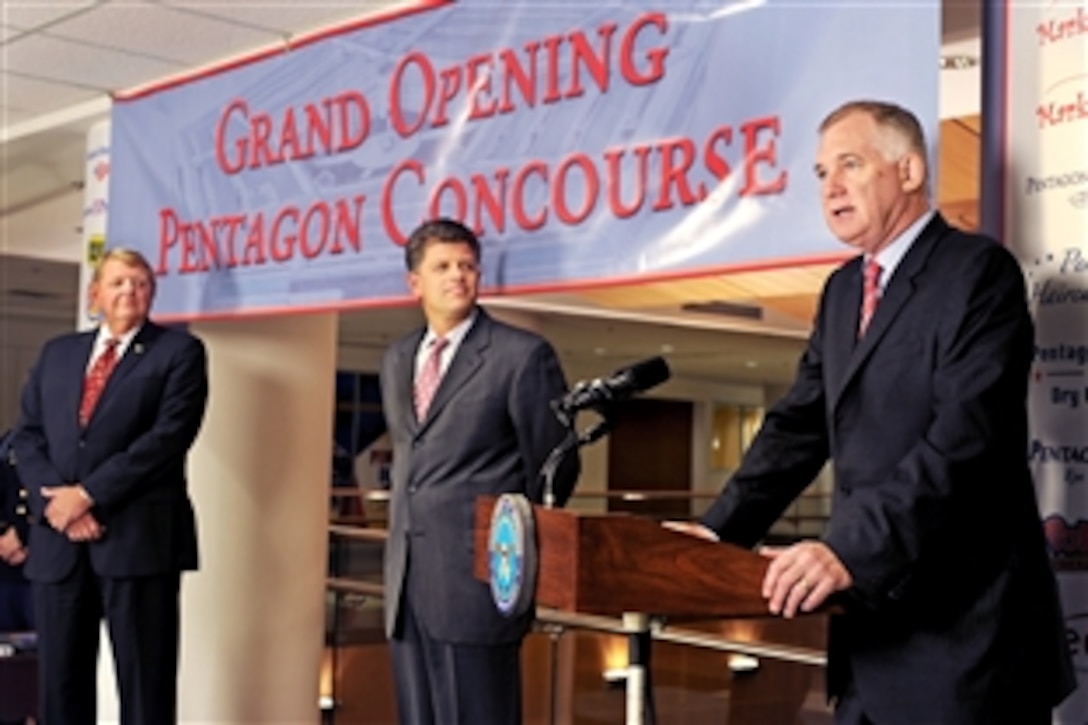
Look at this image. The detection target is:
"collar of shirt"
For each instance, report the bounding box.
[87,324,142,373]
[868,209,935,292]
[415,310,478,379]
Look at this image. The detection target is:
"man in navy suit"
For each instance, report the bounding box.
[670,101,1074,723]
[13,248,208,725]
[381,219,580,725]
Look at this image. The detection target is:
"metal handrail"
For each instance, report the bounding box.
[329,488,832,502]
[324,579,827,668]
[328,524,388,542]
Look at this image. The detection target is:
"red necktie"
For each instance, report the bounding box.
[414,337,448,420]
[79,338,119,426]
[858,259,882,338]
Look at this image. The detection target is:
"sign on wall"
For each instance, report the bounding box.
[1004,2,1088,717]
[108,0,939,318]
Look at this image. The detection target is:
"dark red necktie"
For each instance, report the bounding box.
[414,337,448,420]
[858,259,882,337]
[79,338,119,426]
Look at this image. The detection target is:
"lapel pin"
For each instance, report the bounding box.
[134,343,145,355]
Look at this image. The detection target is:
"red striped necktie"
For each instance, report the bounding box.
[79,338,119,426]
[858,259,882,338]
[414,336,448,420]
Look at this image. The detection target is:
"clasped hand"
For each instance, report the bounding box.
[42,485,104,542]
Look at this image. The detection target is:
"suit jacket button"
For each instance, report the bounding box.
[18,489,27,499]
[840,485,851,496]
[15,505,26,515]
[78,440,85,448]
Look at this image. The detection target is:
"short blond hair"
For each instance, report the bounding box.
[93,247,156,292]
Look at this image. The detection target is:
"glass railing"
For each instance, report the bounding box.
[324,489,832,724]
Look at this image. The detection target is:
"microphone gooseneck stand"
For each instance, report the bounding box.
[540,403,657,725]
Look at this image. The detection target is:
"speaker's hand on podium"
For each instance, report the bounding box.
[661,520,720,542]
[759,541,851,618]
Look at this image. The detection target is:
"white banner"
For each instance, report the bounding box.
[1006,3,1088,720]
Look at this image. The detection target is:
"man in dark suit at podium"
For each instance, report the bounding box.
[380,218,579,725]
[13,248,208,725]
[671,100,1074,723]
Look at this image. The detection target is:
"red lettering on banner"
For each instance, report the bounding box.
[270,206,299,262]
[434,65,462,128]
[382,159,427,245]
[156,196,365,275]
[554,153,599,225]
[333,92,371,152]
[604,145,652,218]
[621,13,668,86]
[300,204,328,259]
[466,53,497,121]
[473,168,509,235]
[512,162,549,230]
[653,137,698,211]
[220,216,245,267]
[194,221,218,271]
[214,100,248,174]
[173,14,800,282]
[704,125,734,182]
[158,209,180,274]
[739,116,787,196]
[329,197,365,255]
[387,12,668,136]
[304,104,332,157]
[390,52,433,137]
[179,222,200,274]
[497,44,538,114]
[243,214,268,266]
[568,23,618,98]
[213,91,371,174]
[541,35,564,104]
[376,119,788,245]
[250,112,275,167]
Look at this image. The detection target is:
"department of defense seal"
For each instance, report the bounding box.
[488,493,538,617]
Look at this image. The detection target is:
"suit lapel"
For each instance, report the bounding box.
[823,260,863,405]
[397,329,426,435]
[416,311,489,434]
[830,214,948,412]
[85,323,157,427]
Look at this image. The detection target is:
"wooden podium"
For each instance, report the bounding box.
[473,496,772,619]
[474,496,833,725]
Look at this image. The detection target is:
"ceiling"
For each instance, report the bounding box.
[0,0,983,390]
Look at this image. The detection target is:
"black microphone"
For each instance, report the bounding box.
[554,356,671,414]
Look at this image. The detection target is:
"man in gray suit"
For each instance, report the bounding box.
[380,218,580,725]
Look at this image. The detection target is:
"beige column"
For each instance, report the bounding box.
[173,312,337,723]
